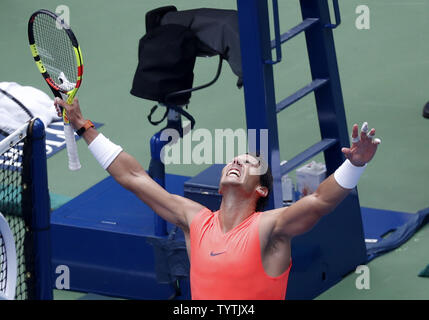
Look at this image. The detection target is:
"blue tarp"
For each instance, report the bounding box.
[366,207,429,262]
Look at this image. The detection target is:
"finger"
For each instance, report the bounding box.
[360,122,368,140]
[367,128,376,139]
[351,124,359,144]
[54,97,66,107]
[374,138,381,145]
[54,98,70,122]
[55,105,62,117]
[56,98,71,113]
[352,124,359,137]
[55,98,70,119]
[54,98,64,117]
[342,147,352,159]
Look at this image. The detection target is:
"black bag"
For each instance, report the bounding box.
[130,23,198,106]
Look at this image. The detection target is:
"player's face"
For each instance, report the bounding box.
[219,154,263,194]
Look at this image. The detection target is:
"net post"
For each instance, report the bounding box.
[29,118,53,300]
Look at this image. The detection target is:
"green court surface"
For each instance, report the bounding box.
[1,0,428,300]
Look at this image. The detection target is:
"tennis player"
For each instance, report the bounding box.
[55,97,380,300]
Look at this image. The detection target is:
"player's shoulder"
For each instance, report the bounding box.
[194,206,213,218]
[186,205,212,229]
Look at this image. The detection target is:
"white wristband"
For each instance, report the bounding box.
[88,133,123,170]
[334,159,367,189]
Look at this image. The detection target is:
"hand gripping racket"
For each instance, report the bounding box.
[28,9,83,170]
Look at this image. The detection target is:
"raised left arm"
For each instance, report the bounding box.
[269,122,380,239]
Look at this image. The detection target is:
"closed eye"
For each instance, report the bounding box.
[246,159,260,167]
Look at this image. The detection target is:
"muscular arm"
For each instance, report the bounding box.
[268,122,380,240]
[105,149,204,231]
[269,174,350,238]
[56,98,204,231]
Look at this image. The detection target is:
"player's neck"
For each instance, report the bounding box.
[219,191,256,234]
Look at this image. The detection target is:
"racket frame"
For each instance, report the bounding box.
[28,9,83,103]
[28,9,83,170]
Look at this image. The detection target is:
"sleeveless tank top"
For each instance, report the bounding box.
[190,208,291,300]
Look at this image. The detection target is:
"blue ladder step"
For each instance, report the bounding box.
[280,138,337,175]
[276,78,329,113]
[271,18,319,49]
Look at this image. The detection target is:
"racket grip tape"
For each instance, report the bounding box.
[64,123,82,171]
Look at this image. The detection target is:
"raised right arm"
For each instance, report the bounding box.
[56,97,205,231]
[106,150,204,231]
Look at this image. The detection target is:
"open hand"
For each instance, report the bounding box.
[341,122,380,167]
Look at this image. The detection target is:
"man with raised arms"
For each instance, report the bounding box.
[55,97,380,300]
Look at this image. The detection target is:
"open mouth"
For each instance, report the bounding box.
[227,168,241,178]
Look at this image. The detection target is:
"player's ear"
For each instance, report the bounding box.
[256,185,268,198]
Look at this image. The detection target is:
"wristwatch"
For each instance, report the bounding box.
[76,120,95,136]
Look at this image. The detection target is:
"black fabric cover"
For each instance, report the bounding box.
[146,235,189,285]
[161,8,242,85]
[130,24,198,105]
[145,5,177,32]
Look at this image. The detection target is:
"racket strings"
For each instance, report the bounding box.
[32,13,77,90]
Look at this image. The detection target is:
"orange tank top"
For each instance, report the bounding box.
[190,208,292,300]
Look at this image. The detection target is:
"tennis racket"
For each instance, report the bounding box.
[0,212,17,300]
[28,9,83,170]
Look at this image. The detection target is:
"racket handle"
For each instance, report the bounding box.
[64,123,81,170]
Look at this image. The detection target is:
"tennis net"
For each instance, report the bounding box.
[0,121,39,299]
